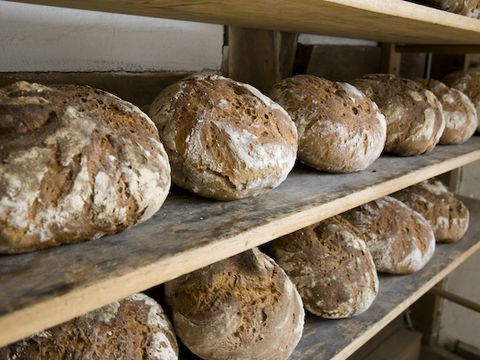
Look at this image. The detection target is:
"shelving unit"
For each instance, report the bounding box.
[7,0,480,43]
[3,0,480,358]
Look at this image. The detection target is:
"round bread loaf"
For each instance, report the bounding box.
[0,81,171,254]
[443,70,480,130]
[149,73,297,201]
[416,78,477,144]
[269,216,378,318]
[269,75,386,173]
[341,196,436,274]
[392,179,469,243]
[352,74,445,156]
[164,248,304,360]
[0,293,178,360]
[420,0,480,17]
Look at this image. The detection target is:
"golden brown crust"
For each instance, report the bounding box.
[269,216,378,318]
[149,73,297,200]
[392,179,469,243]
[164,248,304,360]
[341,196,436,274]
[0,294,178,360]
[443,70,480,130]
[0,81,171,253]
[352,74,445,156]
[270,75,386,173]
[416,78,477,144]
[421,0,480,17]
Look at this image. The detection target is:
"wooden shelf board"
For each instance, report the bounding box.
[1,139,480,347]
[7,0,480,44]
[290,196,480,360]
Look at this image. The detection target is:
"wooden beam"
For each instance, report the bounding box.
[396,45,480,54]
[381,43,402,76]
[429,287,480,313]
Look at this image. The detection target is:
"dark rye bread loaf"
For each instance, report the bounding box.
[0,81,171,254]
[270,75,386,173]
[269,216,378,318]
[341,196,436,274]
[393,179,469,243]
[420,0,480,17]
[444,70,480,130]
[0,294,178,360]
[165,248,304,360]
[149,73,297,201]
[416,78,477,144]
[352,74,445,156]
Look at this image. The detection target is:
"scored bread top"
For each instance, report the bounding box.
[149,73,297,200]
[0,81,171,253]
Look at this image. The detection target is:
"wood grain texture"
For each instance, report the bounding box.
[288,196,480,360]
[1,140,480,347]
[7,0,480,44]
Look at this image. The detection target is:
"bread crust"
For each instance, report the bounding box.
[416,78,477,144]
[270,75,386,173]
[421,0,480,17]
[0,294,178,360]
[149,73,297,200]
[269,216,378,318]
[0,81,171,253]
[444,70,480,130]
[341,196,436,274]
[352,74,445,156]
[393,179,469,243]
[164,248,304,360]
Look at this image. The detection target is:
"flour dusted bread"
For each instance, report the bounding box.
[165,248,304,360]
[393,179,469,243]
[352,74,445,156]
[0,293,178,360]
[0,81,171,254]
[149,73,297,201]
[444,70,480,130]
[416,78,477,144]
[420,0,480,17]
[269,216,378,318]
[341,196,436,274]
[269,75,386,173]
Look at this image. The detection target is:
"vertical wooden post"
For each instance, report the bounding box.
[381,43,401,76]
[228,27,298,93]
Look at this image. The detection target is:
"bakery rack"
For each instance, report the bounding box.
[2,0,480,358]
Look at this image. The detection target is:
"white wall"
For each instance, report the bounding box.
[0,2,223,72]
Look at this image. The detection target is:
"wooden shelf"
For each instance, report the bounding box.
[8,0,480,44]
[1,139,480,347]
[290,196,480,360]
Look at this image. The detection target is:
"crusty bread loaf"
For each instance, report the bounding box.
[269,216,378,318]
[164,248,304,360]
[392,179,469,243]
[341,196,436,274]
[269,75,386,173]
[149,73,297,201]
[0,293,178,360]
[420,0,480,17]
[443,70,480,130]
[416,78,477,144]
[0,81,171,254]
[352,74,445,156]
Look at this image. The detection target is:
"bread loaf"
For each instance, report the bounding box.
[0,293,178,360]
[270,75,386,173]
[269,216,378,318]
[420,0,480,17]
[165,248,304,360]
[341,196,436,274]
[443,70,480,130]
[393,179,469,243]
[0,81,171,254]
[352,74,445,156]
[149,73,297,201]
[416,78,477,144]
